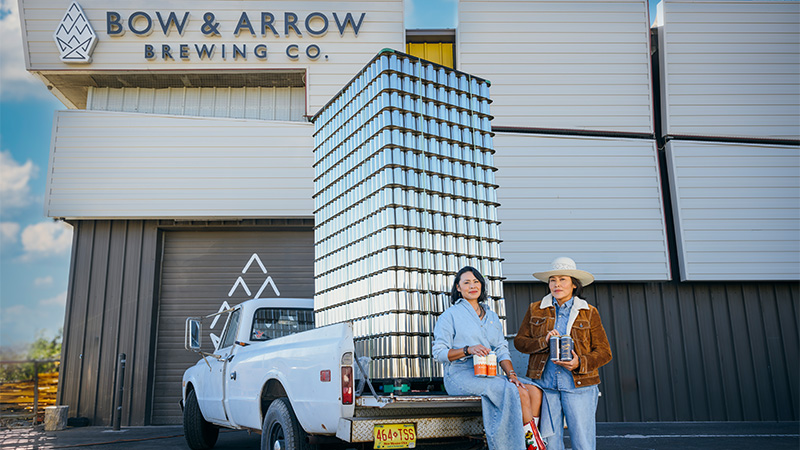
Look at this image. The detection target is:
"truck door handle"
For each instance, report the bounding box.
[230,371,237,381]
[226,354,235,362]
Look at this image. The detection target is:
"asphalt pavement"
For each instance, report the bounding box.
[1,421,797,450]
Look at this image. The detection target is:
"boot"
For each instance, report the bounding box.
[530,419,546,450]
[523,421,545,450]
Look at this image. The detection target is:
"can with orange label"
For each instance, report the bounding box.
[487,351,497,376]
[473,354,487,376]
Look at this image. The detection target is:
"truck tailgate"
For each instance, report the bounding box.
[337,395,483,443]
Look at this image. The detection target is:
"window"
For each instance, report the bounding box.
[219,309,241,349]
[250,308,315,341]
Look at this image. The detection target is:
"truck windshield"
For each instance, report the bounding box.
[250,308,314,341]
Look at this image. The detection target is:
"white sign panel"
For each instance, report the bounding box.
[20,0,405,111]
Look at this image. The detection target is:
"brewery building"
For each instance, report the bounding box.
[18,0,799,426]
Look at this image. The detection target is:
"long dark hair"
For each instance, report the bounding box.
[450,266,489,305]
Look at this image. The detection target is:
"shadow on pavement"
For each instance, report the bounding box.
[0,422,797,450]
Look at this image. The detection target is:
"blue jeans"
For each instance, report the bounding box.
[444,360,527,450]
[536,382,599,450]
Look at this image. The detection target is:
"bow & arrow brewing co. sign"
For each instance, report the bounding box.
[54,1,367,63]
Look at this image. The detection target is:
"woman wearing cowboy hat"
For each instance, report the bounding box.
[514,257,613,450]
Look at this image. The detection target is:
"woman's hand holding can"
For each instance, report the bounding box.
[469,344,491,356]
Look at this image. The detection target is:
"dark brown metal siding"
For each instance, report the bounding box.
[57,220,160,426]
[57,219,314,426]
[58,219,797,425]
[505,281,799,422]
[151,229,315,425]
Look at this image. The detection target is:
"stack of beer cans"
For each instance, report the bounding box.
[311,49,506,380]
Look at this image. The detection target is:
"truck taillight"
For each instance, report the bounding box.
[341,366,353,404]
[341,352,353,405]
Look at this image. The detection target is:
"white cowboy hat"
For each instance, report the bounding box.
[533,257,595,286]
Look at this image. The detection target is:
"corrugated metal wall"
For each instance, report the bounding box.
[494,132,670,282]
[152,229,315,424]
[458,0,654,134]
[88,87,307,122]
[665,141,800,281]
[657,0,800,140]
[58,220,160,426]
[57,219,314,426]
[654,1,800,282]
[505,281,799,422]
[58,218,799,424]
[46,110,314,219]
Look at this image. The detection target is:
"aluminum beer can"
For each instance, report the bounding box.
[549,336,560,361]
[474,354,487,377]
[487,351,497,377]
[559,336,574,361]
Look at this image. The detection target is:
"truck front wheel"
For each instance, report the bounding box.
[183,389,220,450]
[261,397,313,450]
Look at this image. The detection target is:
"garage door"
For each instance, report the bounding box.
[151,230,314,424]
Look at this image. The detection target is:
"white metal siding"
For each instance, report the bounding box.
[494,132,670,281]
[666,140,800,281]
[658,0,800,140]
[19,0,404,114]
[88,87,306,121]
[458,0,654,134]
[45,110,314,219]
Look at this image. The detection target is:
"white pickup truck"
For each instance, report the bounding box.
[181,298,482,450]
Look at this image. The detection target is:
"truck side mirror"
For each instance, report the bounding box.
[186,318,202,351]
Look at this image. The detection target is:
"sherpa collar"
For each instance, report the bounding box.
[538,294,589,335]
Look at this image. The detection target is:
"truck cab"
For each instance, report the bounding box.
[182,298,355,449]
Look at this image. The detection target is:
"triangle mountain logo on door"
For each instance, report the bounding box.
[53,1,97,63]
[228,253,281,298]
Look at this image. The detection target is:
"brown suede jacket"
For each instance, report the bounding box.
[514,294,612,387]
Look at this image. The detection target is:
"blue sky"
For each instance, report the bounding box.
[0,0,660,347]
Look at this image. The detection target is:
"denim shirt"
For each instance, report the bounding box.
[539,296,576,390]
[432,299,511,365]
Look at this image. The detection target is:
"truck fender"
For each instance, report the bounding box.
[182,362,214,423]
[257,370,292,420]
[256,369,328,435]
[182,365,202,404]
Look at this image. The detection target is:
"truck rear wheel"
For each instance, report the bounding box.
[261,397,313,450]
[183,389,220,450]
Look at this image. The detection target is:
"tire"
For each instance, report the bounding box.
[183,389,220,450]
[261,397,313,450]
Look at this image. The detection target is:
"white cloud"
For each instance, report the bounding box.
[0,0,52,100]
[0,150,37,209]
[39,291,66,307]
[1,304,26,318]
[34,276,54,287]
[20,221,72,260]
[0,221,20,244]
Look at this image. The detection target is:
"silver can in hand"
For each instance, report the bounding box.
[559,336,574,361]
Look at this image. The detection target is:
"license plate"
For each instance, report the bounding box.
[373,423,416,449]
